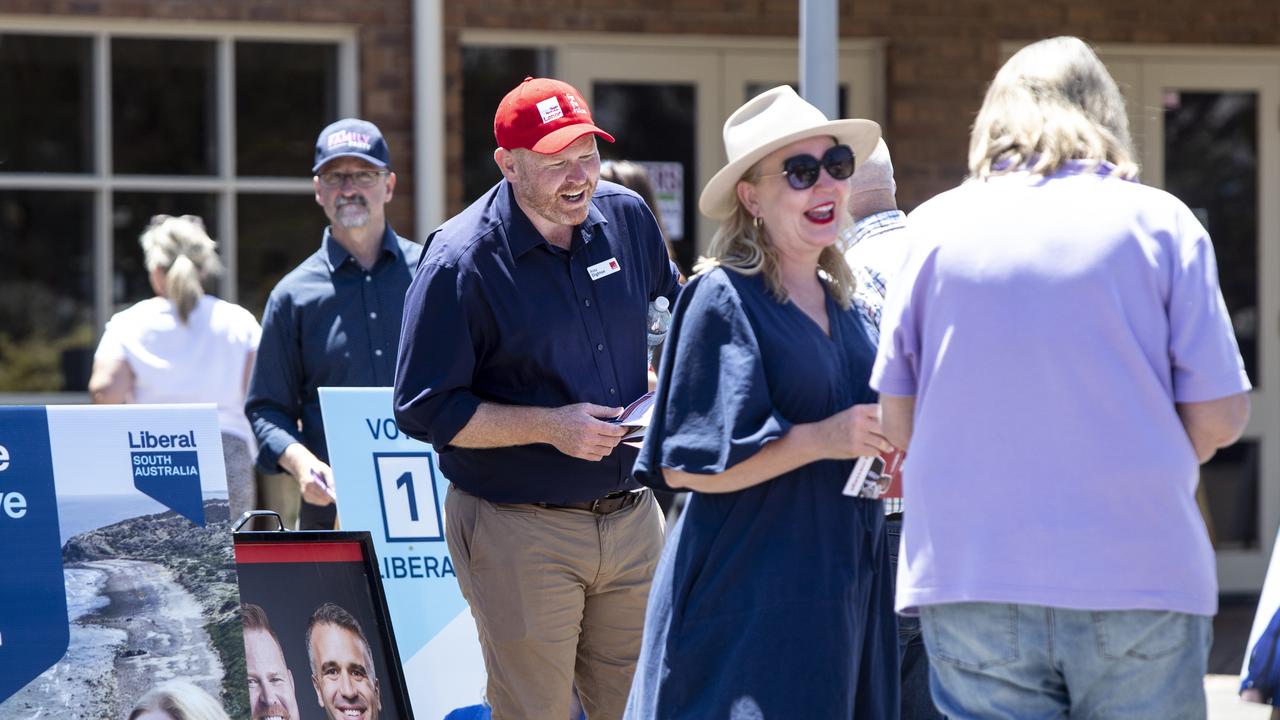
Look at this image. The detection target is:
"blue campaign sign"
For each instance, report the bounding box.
[0,407,69,704]
[320,387,486,718]
[0,404,243,717]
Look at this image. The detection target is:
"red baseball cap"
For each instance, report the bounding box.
[494,77,616,154]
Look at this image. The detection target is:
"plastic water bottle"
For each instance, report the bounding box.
[646,296,672,369]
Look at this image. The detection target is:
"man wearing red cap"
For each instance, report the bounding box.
[394,78,679,718]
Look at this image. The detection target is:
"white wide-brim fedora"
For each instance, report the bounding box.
[699,85,881,220]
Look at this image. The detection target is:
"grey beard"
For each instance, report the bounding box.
[336,206,369,228]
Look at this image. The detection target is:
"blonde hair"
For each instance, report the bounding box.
[694,167,855,309]
[969,36,1138,180]
[127,680,231,720]
[140,215,223,324]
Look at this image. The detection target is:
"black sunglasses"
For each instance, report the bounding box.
[759,144,856,190]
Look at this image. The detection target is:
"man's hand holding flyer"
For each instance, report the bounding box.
[614,391,656,447]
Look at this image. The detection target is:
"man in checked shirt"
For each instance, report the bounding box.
[844,139,946,720]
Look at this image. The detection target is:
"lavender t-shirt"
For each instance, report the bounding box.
[871,163,1251,616]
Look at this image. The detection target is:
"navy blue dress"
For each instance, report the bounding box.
[625,267,898,719]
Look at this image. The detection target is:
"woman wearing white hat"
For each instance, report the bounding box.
[626,86,899,717]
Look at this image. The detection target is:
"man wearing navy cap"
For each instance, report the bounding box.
[247,118,422,529]
[394,78,679,718]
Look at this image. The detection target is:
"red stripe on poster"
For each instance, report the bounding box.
[235,541,364,564]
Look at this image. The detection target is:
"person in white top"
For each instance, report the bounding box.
[89,214,262,520]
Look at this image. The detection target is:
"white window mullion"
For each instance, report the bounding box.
[338,36,359,116]
[93,31,113,332]
[217,35,238,302]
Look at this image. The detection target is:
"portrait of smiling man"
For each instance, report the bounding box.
[305,602,382,720]
[394,77,680,719]
[242,603,302,720]
[246,117,422,530]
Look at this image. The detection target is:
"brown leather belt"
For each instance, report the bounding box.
[538,490,645,515]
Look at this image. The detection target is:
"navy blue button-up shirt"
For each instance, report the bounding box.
[247,223,422,473]
[394,180,680,503]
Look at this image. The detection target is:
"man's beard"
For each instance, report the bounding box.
[515,179,595,228]
[336,197,370,228]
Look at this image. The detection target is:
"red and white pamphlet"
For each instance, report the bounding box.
[614,391,656,447]
[842,447,906,499]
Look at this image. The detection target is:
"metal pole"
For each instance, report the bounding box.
[413,0,446,235]
[799,0,839,119]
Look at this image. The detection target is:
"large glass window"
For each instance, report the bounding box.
[112,39,218,176]
[0,30,350,397]
[237,194,327,317]
[0,34,92,173]
[0,191,95,392]
[236,42,340,177]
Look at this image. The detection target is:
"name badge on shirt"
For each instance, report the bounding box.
[587,257,622,281]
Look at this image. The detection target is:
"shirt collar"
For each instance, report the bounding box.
[497,179,609,259]
[851,209,906,247]
[322,222,403,272]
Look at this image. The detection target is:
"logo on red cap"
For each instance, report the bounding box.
[536,97,565,124]
[495,77,616,154]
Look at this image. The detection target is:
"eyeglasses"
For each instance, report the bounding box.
[758,144,856,190]
[317,170,388,188]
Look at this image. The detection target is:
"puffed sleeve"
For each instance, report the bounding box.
[633,270,792,491]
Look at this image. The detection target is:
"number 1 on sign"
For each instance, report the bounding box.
[373,453,444,542]
[395,471,420,522]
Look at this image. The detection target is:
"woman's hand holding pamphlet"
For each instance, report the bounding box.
[843,447,905,499]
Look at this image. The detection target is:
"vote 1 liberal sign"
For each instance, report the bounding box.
[320,387,486,719]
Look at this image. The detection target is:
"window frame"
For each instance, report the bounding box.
[0,15,358,403]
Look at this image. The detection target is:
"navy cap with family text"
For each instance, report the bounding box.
[313,118,391,173]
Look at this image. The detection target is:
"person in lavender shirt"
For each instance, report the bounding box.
[873,36,1251,719]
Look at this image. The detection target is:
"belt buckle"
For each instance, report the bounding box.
[590,498,603,514]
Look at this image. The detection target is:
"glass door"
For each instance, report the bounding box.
[560,46,721,273]
[1125,58,1280,592]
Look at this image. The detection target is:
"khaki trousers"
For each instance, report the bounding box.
[445,485,663,720]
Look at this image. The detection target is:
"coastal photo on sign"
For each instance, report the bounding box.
[0,405,248,719]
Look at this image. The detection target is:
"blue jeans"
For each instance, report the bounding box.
[919,602,1212,720]
[886,518,946,720]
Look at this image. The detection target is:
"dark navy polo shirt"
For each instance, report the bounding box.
[394,179,680,503]
[247,223,422,473]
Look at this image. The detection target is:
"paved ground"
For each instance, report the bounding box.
[1208,674,1272,719]
[1207,595,1272,719]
